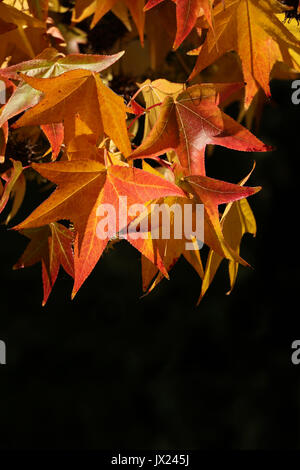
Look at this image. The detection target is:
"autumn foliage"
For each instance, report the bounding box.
[0,0,299,305]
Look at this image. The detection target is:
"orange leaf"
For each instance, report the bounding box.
[41,123,64,161]
[198,165,258,302]
[130,166,260,293]
[0,159,23,216]
[144,0,213,49]
[14,223,74,306]
[130,83,270,175]
[0,48,124,128]
[188,0,300,107]
[0,1,48,64]
[73,0,145,44]
[13,160,186,296]
[13,69,131,158]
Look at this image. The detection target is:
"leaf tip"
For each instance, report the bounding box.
[71,289,77,300]
[254,185,262,194]
[196,293,204,306]
[12,262,22,270]
[263,144,274,152]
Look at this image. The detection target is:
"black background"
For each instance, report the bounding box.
[1,73,300,450]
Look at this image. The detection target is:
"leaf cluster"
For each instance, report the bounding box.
[1,0,298,304]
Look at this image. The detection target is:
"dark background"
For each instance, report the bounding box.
[1,29,300,449]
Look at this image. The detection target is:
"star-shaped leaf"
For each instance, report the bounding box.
[188,0,300,107]
[14,222,75,306]
[0,47,124,128]
[11,68,131,158]
[130,83,270,175]
[126,162,260,294]
[13,160,186,296]
[198,166,257,302]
